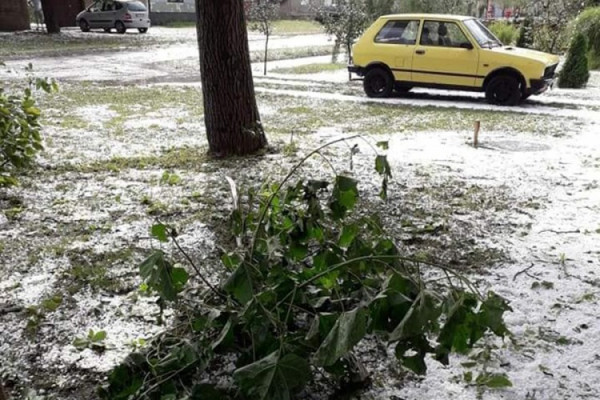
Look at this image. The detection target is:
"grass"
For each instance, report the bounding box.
[0,31,176,58]
[51,146,208,174]
[271,19,324,35]
[250,45,333,63]
[271,63,346,75]
[258,92,572,136]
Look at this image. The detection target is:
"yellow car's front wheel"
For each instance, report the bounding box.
[364,68,394,98]
[485,75,521,106]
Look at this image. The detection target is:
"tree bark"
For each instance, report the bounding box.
[195,0,267,157]
[40,0,60,33]
[0,382,7,400]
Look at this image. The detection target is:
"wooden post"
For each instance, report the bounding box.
[474,120,481,148]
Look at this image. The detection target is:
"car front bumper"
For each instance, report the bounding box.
[528,78,554,95]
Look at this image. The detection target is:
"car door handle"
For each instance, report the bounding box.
[416,49,426,55]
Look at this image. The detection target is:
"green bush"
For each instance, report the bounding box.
[516,18,533,48]
[100,140,512,400]
[558,33,590,88]
[0,64,57,186]
[572,7,600,69]
[489,21,518,45]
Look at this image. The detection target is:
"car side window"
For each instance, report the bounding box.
[89,1,100,12]
[375,20,420,45]
[420,21,471,48]
[115,2,123,10]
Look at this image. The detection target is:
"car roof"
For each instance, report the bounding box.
[380,14,474,21]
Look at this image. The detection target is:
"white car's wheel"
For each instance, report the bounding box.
[115,21,126,34]
[79,19,90,32]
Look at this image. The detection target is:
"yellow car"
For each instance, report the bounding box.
[349,14,560,105]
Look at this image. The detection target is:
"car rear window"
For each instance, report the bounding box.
[126,1,147,11]
[375,20,420,45]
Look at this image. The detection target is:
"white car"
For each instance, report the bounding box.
[76,0,151,34]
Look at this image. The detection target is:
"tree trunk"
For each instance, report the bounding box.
[195,0,267,157]
[0,382,7,400]
[264,32,269,76]
[40,0,60,33]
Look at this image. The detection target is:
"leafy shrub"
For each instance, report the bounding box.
[558,33,590,88]
[533,23,569,54]
[489,21,518,45]
[516,18,533,48]
[0,64,56,186]
[100,138,512,400]
[572,7,600,69]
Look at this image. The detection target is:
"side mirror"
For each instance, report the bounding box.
[460,42,474,50]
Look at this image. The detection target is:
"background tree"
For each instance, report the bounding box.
[316,0,369,64]
[526,0,585,53]
[516,17,534,48]
[364,0,396,21]
[195,0,267,156]
[39,0,60,33]
[248,0,280,76]
[558,32,590,88]
[572,7,600,69]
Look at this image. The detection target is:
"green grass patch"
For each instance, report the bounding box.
[259,93,573,136]
[0,32,175,58]
[271,63,346,75]
[250,45,332,63]
[271,19,324,35]
[53,146,208,174]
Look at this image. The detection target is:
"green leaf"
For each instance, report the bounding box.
[191,383,226,399]
[389,292,440,342]
[221,252,242,270]
[234,351,311,400]
[338,224,359,248]
[223,264,253,303]
[138,251,184,302]
[93,330,107,342]
[476,372,513,388]
[150,223,169,242]
[329,176,358,219]
[376,141,389,150]
[314,307,368,367]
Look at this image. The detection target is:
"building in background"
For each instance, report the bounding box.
[0,0,31,31]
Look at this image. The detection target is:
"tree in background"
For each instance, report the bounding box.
[39,0,59,33]
[364,0,396,21]
[558,32,590,88]
[572,7,600,69]
[195,0,267,156]
[516,17,534,48]
[526,0,585,53]
[489,20,518,45]
[317,0,369,64]
[248,0,280,76]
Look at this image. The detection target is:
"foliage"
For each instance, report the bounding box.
[316,0,370,62]
[73,329,108,352]
[558,33,590,88]
[0,63,57,186]
[572,7,600,69]
[100,138,512,400]
[489,21,518,45]
[247,0,280,76]
[516,17,534,48]
[364,0,396,21]
[526,0,585,53]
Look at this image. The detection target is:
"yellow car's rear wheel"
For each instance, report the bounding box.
[364,68,394,98]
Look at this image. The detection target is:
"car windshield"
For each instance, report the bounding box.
[127,1,147,11]
[463,19,502,48]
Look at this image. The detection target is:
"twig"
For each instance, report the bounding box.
[249,135,362,255]
[0,305,23,315]
[170,234,227,302]
[538,229,580,234]
[513,263,535,281]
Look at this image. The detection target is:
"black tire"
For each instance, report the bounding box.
[485,75,521,106]
[521,92,531,101]
[103,28,111,33]
[394,84,412,94]
[115,21,126,34]
[138,28,148,33]
[363,68,394,98]
[79,19,90,32]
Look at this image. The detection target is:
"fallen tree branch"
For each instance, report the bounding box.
[513,263,536,281]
